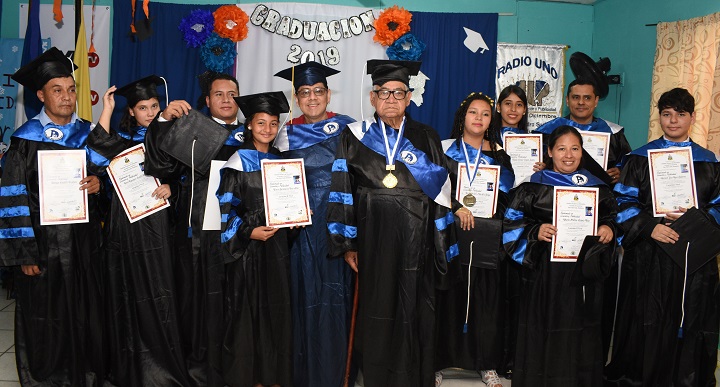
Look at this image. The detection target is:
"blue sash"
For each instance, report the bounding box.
[224,125,245,146]
[274,114,355,152]
[628,138,718,162]
[348,118,451,208]
[117,126,147,142]
[534,116,622,135]
[12,116,91,149]
[221,148,280,173]
[443,138,514,194]
[529,168,607,187]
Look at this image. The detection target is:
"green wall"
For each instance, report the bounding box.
[593,0,720,148]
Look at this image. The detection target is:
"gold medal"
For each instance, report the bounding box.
[383,172,398,188]
[462,193,476,207]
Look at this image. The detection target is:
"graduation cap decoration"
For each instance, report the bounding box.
[11,47,77,90]
[234,91,290,119]
[455,217,502,270]
[656,207,720,275]
[274,61,340,90]
[366,59,421,87]
[115,75,167,108]
[570,235,616,286]
[159,109,230,175]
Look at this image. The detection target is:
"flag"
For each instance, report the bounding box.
[74,0,93,121]
[16,0,43,125]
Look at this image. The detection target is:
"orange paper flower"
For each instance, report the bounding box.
[213,5,249,42]
[373,5,412,46]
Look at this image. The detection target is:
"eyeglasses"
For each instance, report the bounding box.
[372,89,408,100]
[297,87,328,98]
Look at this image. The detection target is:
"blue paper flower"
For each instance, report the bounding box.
[386,33,426,61]
[201,33,237,72]
[179,9,214,48]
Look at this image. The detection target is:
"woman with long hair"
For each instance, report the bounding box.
[435,92,514,387]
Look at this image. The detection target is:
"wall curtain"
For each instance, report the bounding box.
[649,12,720,156]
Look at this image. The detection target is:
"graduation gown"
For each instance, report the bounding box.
[86,123,189,386]
[0,110,104,386]
[434,139,515,372]
[275,113,355,387]
[144,117,244,387]
[217,143,292,387]
[327,116,457,387]
[502,169,618,387]
[605,138,720,387]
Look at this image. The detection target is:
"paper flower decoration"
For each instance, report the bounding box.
[386,33,426,61]
[201,33,237,72]
[213,5,249,42]
[373,5,412,46]
[179,9,215,48]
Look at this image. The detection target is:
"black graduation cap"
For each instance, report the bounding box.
[274,61,340,90]
[570,235,616,286]
[455,217,502,269]
[158,109,229,175]
[11,47,77,90]
[115,75,165,108]
[366,59,421,86]
[234,91,290,119]
[656,207,720,274]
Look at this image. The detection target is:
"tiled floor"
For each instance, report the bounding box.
[0,297,18,386]
[0,295,508,387]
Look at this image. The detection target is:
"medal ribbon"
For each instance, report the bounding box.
[461,137,483,187]
[380,117,406,168]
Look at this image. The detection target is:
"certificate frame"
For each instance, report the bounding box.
[107,144,170,223]
[261,158,312,228]
[456,163,500,218]
[647,147,698,217]
[503,133,542,187]
[579,131,611,170]
[37,149,89,225]
[551,186,599,262]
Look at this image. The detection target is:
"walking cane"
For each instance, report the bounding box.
[343,273,359,387]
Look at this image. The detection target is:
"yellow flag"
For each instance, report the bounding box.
[74,3,92,121]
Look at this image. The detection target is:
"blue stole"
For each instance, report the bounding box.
[529,168,607,187]
[13,115,91,149]
[443,138,514,194]
[224,125,245,146]
[348,117,451,208]
[534,116,621,135]
[117,126,147,142]
[222,148,280,173]
[274,114,355,152]
[628,138,718,162]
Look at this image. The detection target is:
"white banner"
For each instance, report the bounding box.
[19,3,111,123]
[496,43,565,130]
[235,3,387,122]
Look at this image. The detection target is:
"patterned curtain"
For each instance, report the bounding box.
[648,12,720,156]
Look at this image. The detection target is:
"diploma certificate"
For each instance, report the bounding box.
[38,149,89,225]
[579,131,611,170]
[456,164,500,218]
[107,144,170,223]
[647,147,698,217]
[261,158,312,228]
[202,160,225,231]
[551,187,598,262]
[503,134,542,187]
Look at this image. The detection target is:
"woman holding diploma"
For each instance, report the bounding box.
[605,88,720,386]
[217,91,292,387]
[434,92,513,387]
[502,126,618,386]
[87,77,189,386]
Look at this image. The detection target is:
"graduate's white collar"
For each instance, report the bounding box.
[212,116,239,126]
[663,135,690,143]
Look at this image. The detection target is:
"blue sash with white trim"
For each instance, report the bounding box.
[348,118,451,208]
[628,138,718,162]
[222,148,280,173]
[443,138,514,194]
[274,114,354,152]
[12,117,91,148]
